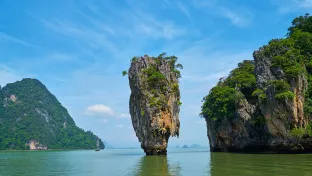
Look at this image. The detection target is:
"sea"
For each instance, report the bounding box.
[1,148,312,176]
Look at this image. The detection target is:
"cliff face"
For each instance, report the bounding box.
[202,14,312,153]
[0,78,105,150]
[128,54,181,155]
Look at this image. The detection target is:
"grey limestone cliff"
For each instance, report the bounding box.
[127,54,182,155]
[203,14,312,153]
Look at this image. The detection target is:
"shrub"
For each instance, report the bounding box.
[201,86,240,121]
[122,70,128,76]
[275,91,295,101]
[290,128,306,138]
[252,88,267,101]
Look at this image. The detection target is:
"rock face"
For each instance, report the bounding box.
[202,14,312,153]
[0,78,105,150]
[28,140,48,150]
[127,54,181,155]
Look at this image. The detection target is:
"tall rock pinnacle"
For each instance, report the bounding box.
[125,53,182,155]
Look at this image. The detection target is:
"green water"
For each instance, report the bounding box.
[1,148,312,176]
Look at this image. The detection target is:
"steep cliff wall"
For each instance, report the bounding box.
[126,53,182,155]
[202,14,312,153]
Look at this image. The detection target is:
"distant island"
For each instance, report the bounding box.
[201,14,312,153]
[0,78,104,150]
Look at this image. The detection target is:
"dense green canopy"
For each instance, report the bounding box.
[201,14,312,122]
[0,78,104,150]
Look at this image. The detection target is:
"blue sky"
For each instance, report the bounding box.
[0,0,311,148]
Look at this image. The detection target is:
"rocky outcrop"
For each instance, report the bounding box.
[203,14,312,153]
[28,140,48,150]
[0,78,105,150]
[127,54,181,155]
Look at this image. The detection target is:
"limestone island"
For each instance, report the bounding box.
[123,53,182,155]
[201,14,312,153]
[0,78,105,150]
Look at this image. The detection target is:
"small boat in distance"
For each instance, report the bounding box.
[95,149,100,151]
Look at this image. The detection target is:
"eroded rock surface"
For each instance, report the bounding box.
[202,14,312,153]
[127,54,181,155]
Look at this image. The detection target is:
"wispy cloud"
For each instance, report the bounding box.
[0,32,36,47]
[191,0,252,27]
[274,0,312,13]
[124,3,186,40]
[41,18,119,56]
[46,53,76,62]
[177,2,192,21]
[220,7,252,27]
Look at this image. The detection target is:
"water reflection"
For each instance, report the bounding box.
[129,155,181,176]
[210,152,312,176]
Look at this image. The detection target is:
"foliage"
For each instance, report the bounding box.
[254,115,266,125]
[268,80,295,101]
[201,86,239,121]
[252,89,267,101]
[225,61,256,89]
[290,127,306,138]
[275,91,295,101]
[288,13,312,35]
[0,78,104,150]
[178,101,182,106]
[269,80,291,92]
[306,122,312,136]
[138,53,182,109]
[131,57,138,62]
[201,60,256,121]
[143,66,167,90]
[225,60,256,98]
[201,14,312,130]
[304,76,312,116]
[122,70,128,76]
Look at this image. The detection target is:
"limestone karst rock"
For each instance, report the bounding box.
[0,78,105,150]
[126,53,182,155]
[201,14,312,153]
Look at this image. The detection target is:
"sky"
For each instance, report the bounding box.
[0,0,311,148]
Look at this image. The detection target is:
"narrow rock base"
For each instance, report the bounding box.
[145,149,167,156]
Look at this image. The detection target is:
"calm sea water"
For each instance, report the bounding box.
[1,148,312,176]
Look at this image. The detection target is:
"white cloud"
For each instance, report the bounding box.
[118,113,131,119]
[86,104,114,116]
[116,124,124,128]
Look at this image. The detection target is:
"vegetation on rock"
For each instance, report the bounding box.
[0,78,104,150]
[201,14,312,153]
[201,60,256,121]
[126,52,182,155]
